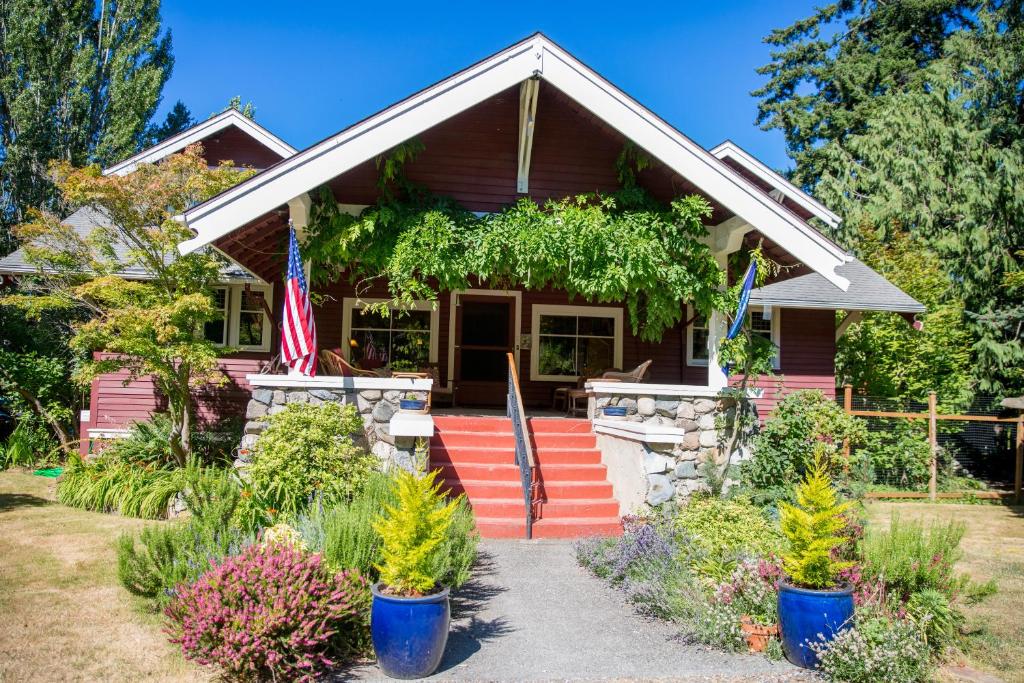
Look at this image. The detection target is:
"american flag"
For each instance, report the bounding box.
[281,224,317,376]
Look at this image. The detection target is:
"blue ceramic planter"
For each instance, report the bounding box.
[777,580,854,668]
[602,406,627,417]
[399,399,427,411]
[371,583,450,679]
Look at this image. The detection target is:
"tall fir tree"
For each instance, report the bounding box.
[0,0,174,255]
[755,1,1024,395]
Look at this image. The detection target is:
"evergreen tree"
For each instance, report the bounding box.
[0,0,174,254]
[141,100,194,147]
[756,1,1024,394]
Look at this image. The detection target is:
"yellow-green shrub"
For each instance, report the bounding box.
[374,468,460,596]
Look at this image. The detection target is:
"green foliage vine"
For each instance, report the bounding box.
[304,186,728,343]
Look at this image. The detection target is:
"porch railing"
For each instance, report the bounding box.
[506,352,537,539]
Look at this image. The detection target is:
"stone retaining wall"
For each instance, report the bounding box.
[238,386,430,472]
[589,391,753,509]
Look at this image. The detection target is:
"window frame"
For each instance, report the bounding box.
[529,304,624,382]
[749,307,782,370]
[341,298,440,367]
[203,286,231,347]
[685,304,710,367]
[229,284,274,352]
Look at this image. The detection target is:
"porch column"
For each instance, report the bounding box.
[706,252,729,391]
[287,193,313,376]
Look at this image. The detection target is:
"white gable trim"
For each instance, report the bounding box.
[104,110,296,177]
[178,34,850,290]
[710,140,842,230]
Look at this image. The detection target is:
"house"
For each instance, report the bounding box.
[1,34,923,537]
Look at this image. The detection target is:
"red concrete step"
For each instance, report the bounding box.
[432,416,511,432]
[531,433,597,449]
[431,431,515,448]
[474,516,622,539]
[430,446,515,466]
[531,448,602,465]
[538,480,615,499]
[442,479,521,498]
[436,463,520,482]
[526,418,593,433]
[535,463,608,481]
[538,498,620,518]
[466,498,527,517]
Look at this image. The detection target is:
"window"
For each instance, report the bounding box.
[750,308,781,369]
[686,305,709,366]
[530,305,623,381]
[236,289,269,350]
[203,287,229,346]
[342,299,439,372]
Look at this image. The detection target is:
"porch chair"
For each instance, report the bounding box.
[553,359,654,417]
[319,349,388,378]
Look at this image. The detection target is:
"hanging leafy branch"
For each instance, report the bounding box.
[305,187,727,342]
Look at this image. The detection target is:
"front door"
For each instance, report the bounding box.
[454,295,515,406]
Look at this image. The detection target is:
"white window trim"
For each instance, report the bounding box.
[751,307,782,370]
[685,304,709,367]
[686,304,781,370]
[530,304,624,382]
[205,286,231,347]
[341,297,440,366]
[229,284,273,352]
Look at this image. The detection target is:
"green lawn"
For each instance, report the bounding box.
[0,469,205,682]
[865,501,1024,683]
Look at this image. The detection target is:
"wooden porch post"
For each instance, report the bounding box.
[1015,412,1023,504]
[842,384,852,461]
[928,391,938,502]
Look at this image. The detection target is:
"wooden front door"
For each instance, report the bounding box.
[453,295,515,406]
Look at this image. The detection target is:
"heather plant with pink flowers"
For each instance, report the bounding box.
[165,541,370,682]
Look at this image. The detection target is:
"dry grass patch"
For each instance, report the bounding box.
[865,501,1024,683]
[0,469,205,682]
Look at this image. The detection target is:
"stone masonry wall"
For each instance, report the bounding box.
[238,386,430,473]
[590,392,751,508]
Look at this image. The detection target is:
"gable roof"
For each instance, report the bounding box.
[103,109,296,176]
[177,33,853,291]
[710,140,841,230]
[749,258,925,313]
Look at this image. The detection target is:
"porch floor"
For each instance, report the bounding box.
[430,407,577,419]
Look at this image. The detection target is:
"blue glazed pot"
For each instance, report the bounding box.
[602,406,627,417]
[371,583,450,679]
[777,580,854,668]
[399,399,426,411]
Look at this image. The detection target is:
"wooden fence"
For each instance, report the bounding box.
[841,385,1024,503]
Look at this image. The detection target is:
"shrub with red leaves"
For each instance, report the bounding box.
[165,542,370,682]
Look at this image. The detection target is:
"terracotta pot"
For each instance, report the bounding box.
[740,615,778,653]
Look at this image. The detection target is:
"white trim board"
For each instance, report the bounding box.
[586,381,723,397]
[246,375,433,391]
[592,418,688,444]
[177,34,851,291]
[105,110,296,177]
[710,140,841,230]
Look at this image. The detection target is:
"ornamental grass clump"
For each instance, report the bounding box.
[165,542,370,682]
[374,468,460,596]
[779,452,854,589]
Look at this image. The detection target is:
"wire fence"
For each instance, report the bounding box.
[838,388,1022,501]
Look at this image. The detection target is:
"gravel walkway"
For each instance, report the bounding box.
[339,540,812,682]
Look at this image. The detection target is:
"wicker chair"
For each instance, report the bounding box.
[319,349,388,378]
[553,359,653,416]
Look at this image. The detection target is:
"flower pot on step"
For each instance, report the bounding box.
[371,583,450,679]
[739,615,778,653]
[777,579,854,668]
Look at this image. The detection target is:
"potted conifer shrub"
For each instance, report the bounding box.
[776,450,855,668]
[371,468,460,679]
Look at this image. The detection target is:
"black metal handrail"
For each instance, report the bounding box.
[506,352,537,539]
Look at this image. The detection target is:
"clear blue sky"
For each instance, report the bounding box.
[158,0,818,173]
